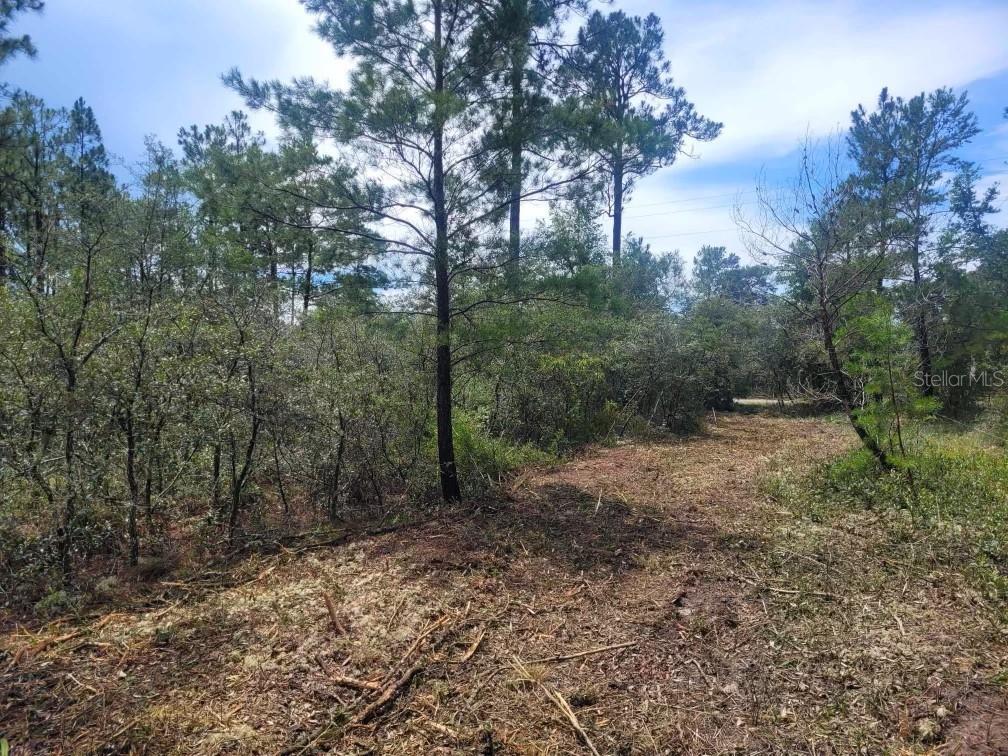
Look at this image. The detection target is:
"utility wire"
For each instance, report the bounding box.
[644,228,739,240]
[624,199,757,220]
[621,154,1008,213]
[624,188,757,209]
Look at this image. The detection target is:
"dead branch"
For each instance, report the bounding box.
[473,639,638,696]
[323,591,349,635]
[7,629,85,670]
[381,613,451,685]
[524,640,637,666]
[331,675,382,692]
[454,626,486,664]
[511,657,601,756]
[355,618,461,724]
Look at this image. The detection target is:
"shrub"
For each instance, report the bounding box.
[774,434,1008,608]
[452,410,554,488]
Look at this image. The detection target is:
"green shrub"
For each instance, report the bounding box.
[773,434,1008,607]
[0,517,59,610]
[34,588,79,618]
[484,350,611,449]
[452,410,554,488]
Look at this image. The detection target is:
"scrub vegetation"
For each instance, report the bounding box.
[0,1,1006,752]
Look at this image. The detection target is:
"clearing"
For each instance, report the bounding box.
[2,410,1006,754]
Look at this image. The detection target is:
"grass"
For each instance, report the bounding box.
[765,423,1008,613]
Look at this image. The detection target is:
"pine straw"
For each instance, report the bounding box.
[2,412,1006,754]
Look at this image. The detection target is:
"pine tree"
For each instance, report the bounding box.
[692,245,770,304]
[559,11,721,265]
[895,89,979,392]
[0,0,43,66]
[848,88,906,289]
[468,0,583,270]
[0,0,44,278]
[228,0,513,502]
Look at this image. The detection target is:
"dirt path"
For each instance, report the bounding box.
[2,412,1005,754]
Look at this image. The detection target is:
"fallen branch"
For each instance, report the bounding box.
[473,639,637,693]
[763,585,836,599]
[455,627,486,664]
[92,612,123,631]
[331,675,381,692]
[355,618,460,724]
[511,657,601,756]
[323,592,348,635]
[380,613,451,685]
[423,718,460,740]
[524,640,637,666]
[732,568,837,599]
[280,613,466,755]
[292,521,413,553]
[6,629,85,670]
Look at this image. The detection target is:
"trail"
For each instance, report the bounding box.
[2,411,1005,754]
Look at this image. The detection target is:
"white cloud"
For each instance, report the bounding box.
[243,0,352,86]
[9,0,350,157]
[613,0,1008,166]
[582,0,1008,255]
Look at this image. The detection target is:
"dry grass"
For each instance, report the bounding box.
[2,411,1005,754]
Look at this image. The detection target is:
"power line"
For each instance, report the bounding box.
[626,188,757,209]
[645,228,739,240]
[624,199,757,220]
[621,154,1008,213]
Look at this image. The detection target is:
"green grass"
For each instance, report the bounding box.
[451,410,556,485]
[766,430,1008,610]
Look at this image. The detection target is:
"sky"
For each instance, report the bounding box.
[5,0,1008,264]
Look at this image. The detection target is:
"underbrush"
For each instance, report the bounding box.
[764,432,1008,612]
[452,410,557,485]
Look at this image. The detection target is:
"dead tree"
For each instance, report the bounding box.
[737,136,892,468]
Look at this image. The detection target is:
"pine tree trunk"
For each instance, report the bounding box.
[33,208,45,293]
[432,0,461,503]
[507,50,523,271]
[124,410,140,567]
[59,369,78,582]
[303,240,313,313]
[612,154,624,267]
[228,365,260,542]
[211,442,221,515]
[911,239,933,395]
[268,242,280,319]
[0,204,8,281]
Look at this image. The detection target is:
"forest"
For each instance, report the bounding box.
[1,0,1007,753]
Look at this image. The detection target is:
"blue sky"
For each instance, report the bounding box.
[5,0,1008,262]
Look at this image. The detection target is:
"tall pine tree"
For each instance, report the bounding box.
[0,0,43,66]
[229,0,518,502]
[559,11,721,265]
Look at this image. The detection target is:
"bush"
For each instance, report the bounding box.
[34,588,79,618]
[774,434,1008,607]
[452,410,554,487]
[483,349,611,450]
[0,517,58,609]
